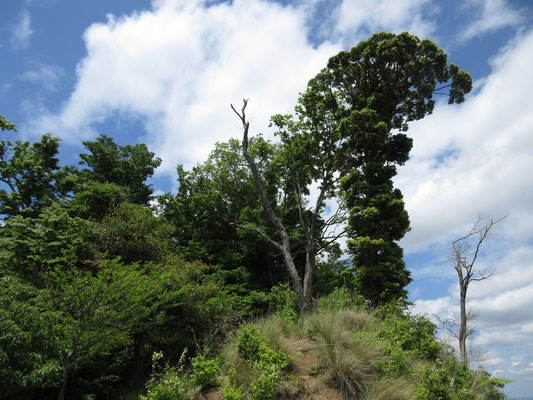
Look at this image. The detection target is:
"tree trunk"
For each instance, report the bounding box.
[302,239,316,312]
[459,283,468,365]
[58,370,68,400]
[132,335,145,391]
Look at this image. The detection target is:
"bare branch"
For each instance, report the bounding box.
[230,222,283,252]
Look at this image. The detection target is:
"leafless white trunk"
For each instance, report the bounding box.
[449,215,506,365]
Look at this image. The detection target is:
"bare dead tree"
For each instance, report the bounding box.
[449,215,506,365]
[231,99,345,312]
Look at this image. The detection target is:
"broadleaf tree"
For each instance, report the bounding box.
[232,100,346,312]
[78,134,161,206]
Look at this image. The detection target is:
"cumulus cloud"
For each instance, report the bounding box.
[9,9,33,50]
[28,0,339,177]
[460,0,526,41]
[397,28,533,254]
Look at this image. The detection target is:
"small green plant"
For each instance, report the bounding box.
[190,353,220,390]
[235,324,289,399]
[307,363,320,376]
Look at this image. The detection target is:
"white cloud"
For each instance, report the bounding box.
[460,0,525,41]
[398,28,533,254]
[28,0,339,178]
[9,10,33,50]
[19,63,64,91]
[333,0,438,43]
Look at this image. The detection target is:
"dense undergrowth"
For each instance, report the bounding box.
[140,287,507,400]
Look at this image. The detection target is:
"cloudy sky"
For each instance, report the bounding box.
[1,0,532,397]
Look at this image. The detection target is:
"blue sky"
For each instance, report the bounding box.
[1,0,533,397]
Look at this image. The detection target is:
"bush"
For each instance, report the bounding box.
[249,364,284,400]
[190,353,220,390]
[233,324,290,399]
[237,325,264,362]
[140,368,191,400]
[267,283,298,322]
[140,350,191,400]
[223,382,244,400]
[377,308,441,361]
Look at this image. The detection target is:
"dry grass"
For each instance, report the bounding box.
[307,309,385,399]
[361,376,412,400]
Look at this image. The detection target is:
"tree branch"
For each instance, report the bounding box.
[230,222,283,252]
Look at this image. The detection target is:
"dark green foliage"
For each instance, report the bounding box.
[0,134,76,218]
[300,32,472,305]
[267,282,298,322]
[150,259,230,355]
[92,202,173,264]
[190,353,220,389]
[0,202,94,282]
[0,277,63,398]
[0,114,17,132]
[68,180,129,220]
[46,259,158,398]
[158,137,306,313]
[313,246,356,297]
[79,134,161,205]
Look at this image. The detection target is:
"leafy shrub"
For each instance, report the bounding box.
[249,364,283,400]
[223,381,244,400]
[190,353,220,389]
[414,356,508,400]
[413,362,453,400]
[234,324,290,399]
[141,350,191,400]
[377,308,441,360]
[237,325,264,362]
[140,368,191,400]
[317,287,368,311]
[267,283,298,322]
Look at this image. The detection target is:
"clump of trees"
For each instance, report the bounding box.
[0,119,228,399]
[228,32,471,310]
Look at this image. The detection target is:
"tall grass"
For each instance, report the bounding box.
[306,308,384,398]
[361,376,412,400]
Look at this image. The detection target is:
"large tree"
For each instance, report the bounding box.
[0,134,76,218]
[78,134,161,206]
[300,32,472,304]
[159,136,303,306]
[232,100,346,312]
